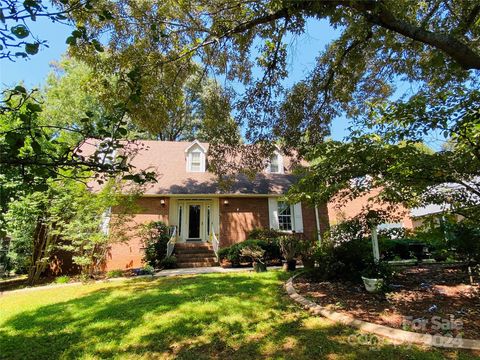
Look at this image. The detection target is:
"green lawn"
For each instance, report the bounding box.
[0,271,476,359]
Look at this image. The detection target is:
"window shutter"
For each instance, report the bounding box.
[293,203,303,233]
[268,198,279,230]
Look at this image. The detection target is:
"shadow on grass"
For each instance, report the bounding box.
[0,272,476,360]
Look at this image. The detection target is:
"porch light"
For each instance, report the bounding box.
[223,199,229,205]
[160,199,166,206]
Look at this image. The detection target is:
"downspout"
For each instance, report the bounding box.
[314,204,322,245]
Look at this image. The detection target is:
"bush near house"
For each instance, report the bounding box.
[218,240,282,266]
[140,221,171,268]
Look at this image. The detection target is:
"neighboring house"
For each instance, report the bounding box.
[105,140,330,270]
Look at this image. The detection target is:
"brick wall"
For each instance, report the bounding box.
[301,202,330,240]
[328,189,414,229]
[219,197,270,247]
[106,197,169,271]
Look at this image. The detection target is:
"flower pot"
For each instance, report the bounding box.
[282,259,297,271]
[253,261,267,272]
[361,276,384,293]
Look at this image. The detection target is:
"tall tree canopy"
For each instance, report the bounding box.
[66,0,479,146]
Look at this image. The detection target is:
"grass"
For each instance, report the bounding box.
[0,271,477,360]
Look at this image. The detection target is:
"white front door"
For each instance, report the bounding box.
[172,199,218,243]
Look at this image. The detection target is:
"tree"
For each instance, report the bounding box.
[0,0,111,60]
[5,175,141,284]
[288,134,479,222]
[65,1,477,142]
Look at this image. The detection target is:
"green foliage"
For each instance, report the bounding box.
[159,256,177,269]
[308,220,376,282]
[0,0,110,60]
[141,265,155,275]
[5,176,140,282]
[240,245,265,264]
[218,239,282,266]
[445,221,480,264]
[361,259,394,284]
[106,269,124,278]
[278,235,300,261]
[140,221,171,268]
[55,276,70,284]
[247,228,283,241]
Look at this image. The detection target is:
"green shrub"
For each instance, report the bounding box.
[218,239,282,266]
[361,259,394,284]
[140,221,171,268]
[247,228,283,241]
[106,269,124,278]
[55,275,70,284]
[279,235,300,261]
[308,220,378,282]
[160,256,177,269]
[142,265,155,275]
[446,221,480,263]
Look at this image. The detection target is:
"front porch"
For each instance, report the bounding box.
[168,198,220,244]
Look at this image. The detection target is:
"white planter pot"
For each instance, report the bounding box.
[361,276,384,293]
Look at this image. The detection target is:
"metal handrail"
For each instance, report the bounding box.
[211,226,219,261]
[166,226,177,258]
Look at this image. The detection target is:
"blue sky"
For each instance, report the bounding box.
[0,18,380,143]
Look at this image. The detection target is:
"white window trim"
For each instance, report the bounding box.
[266,151,284,174]
[185,141,206,172]
[268,198,303,233]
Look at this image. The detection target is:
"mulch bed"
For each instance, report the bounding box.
[295,264,480,339]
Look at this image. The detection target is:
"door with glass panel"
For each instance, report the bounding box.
[187,204,202,240]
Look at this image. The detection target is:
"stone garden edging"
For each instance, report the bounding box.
[285,274,480,351]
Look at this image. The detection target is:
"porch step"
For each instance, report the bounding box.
[174,242,218,268]
[175,243,213,249]
[175,254,217,261]
[176,260,219,268]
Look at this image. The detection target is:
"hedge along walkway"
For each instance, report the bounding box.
[285,274,480,351]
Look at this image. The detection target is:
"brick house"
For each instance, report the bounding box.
[105,140,329,270]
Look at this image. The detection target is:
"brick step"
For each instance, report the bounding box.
[175,242,213,249]
[175,250,215,256]
[176,260,219,268]
[174,249,214,255]
[175,254,218,261]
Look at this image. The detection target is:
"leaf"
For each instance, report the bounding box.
[14,85,27,94]
[66,36,76,46]
[91,39,104,52]
[26,102,42,112]
[25,42,39,55]
[11,25,29,39]
[71,29,82,38]
[31,140,41,154]
[15,52,28,58]
[117,127,128,136]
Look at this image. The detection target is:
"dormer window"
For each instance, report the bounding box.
[185,140,206,172]
[190,152,201,171]
[268,151,283,174]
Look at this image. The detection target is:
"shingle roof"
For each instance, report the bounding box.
[95,140,298,195]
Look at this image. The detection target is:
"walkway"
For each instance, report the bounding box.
[154,265,282,277]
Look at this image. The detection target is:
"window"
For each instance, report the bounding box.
[270,154,279,173]
[178,205,183,237]
[185,141,206,172]
[206,205,211,236]
[190,152,201,172]
[268,152,283,173]
[278,201,293,231]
